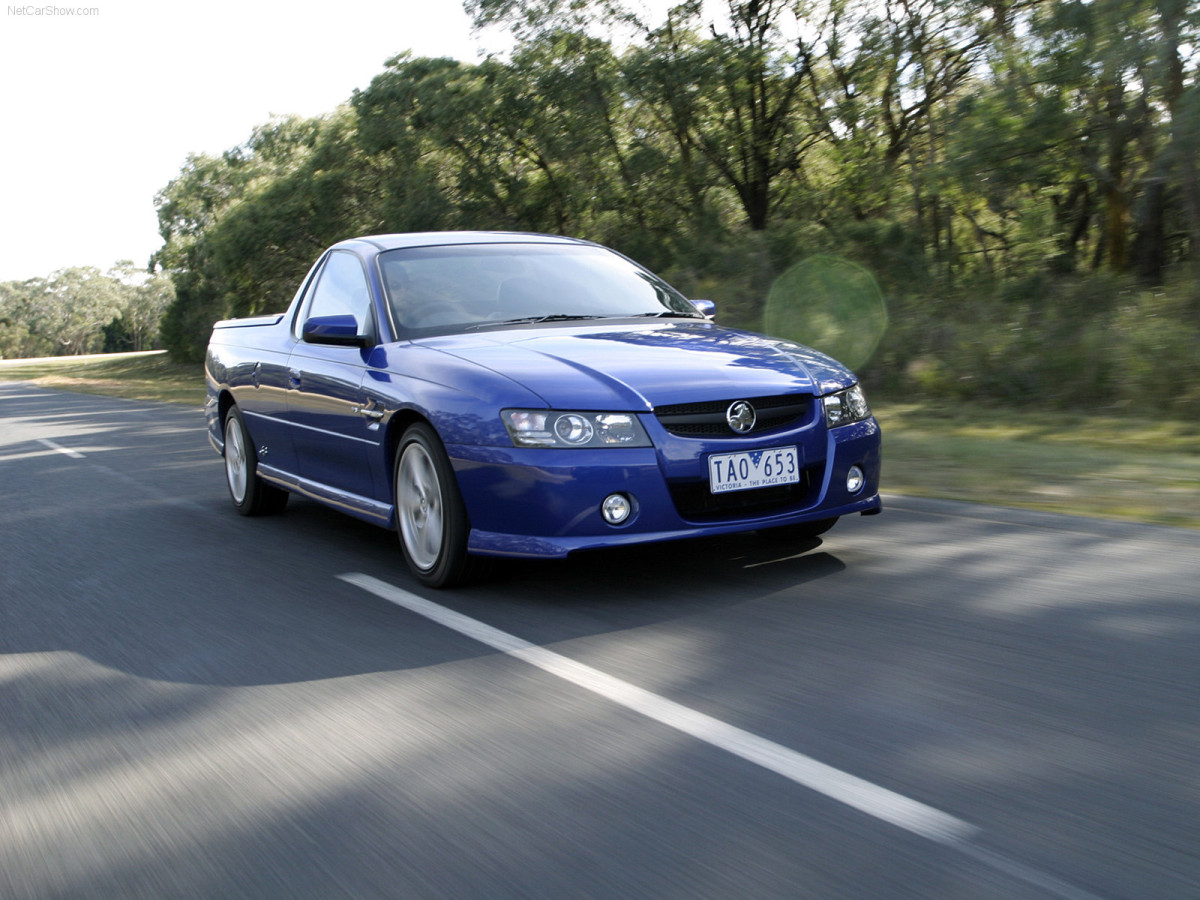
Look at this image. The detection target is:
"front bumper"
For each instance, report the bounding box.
[452,416,881,559]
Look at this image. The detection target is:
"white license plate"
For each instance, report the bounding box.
[708,446,800,494]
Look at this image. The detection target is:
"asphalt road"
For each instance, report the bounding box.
[2,382,1199,899]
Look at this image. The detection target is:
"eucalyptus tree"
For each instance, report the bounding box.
[354,55,540,228]
[0,280,43,358]
[621,0,823,231]
[154,138,282,360]
[469,0,822,232]
[205,108,391,318]
[111,267,175,352]
[945,0,1200,281]
[801,0,1018,277]
[355,41,646,238]
[154,114,354,360]
[20,267,128,356]
[511,29,654,236]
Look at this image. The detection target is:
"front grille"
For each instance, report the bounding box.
[655,394,813,438]
[668,467,819,522]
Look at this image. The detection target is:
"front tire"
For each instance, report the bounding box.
[224,406,289,516]
[394,422,484,588]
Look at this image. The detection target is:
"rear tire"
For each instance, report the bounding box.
[394,422,487,588]
[223,406,289,516]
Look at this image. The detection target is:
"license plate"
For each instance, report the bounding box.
[708,446,800,494]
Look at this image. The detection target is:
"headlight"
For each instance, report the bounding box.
[502,410,652,448]
[822,384,871,428]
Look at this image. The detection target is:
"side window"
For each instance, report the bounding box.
[298,251,372,335]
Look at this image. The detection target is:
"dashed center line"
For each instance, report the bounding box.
[340,572,1104,900]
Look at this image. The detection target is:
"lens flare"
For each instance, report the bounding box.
[764,255,888,370]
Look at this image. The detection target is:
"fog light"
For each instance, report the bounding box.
[846,465,865,494]
[601,493,632,525]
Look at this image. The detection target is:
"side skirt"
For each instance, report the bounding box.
[258,463,395,528]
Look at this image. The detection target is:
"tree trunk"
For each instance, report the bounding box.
[1132,177,1166,284]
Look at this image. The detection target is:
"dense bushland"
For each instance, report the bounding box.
[0,263,173,359]
[152,0,1200,415]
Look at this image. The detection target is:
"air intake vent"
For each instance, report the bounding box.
[667,468,818,521]
[655,394,813,438]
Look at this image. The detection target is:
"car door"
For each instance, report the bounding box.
[233,259,327,479]
[286,250,383,502]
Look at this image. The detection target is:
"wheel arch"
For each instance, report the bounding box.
[214,389,237,451]
[217,389,237,426]
[384,408,433,504]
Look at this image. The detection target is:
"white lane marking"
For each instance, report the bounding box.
[339,572,972,842]
[957,843,1110,900]
[340,572,1108,900]
[38,438,84,459]
[34,430,213,514]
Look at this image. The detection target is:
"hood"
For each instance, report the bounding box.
[421,320,855,410]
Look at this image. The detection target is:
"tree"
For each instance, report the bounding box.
[0,280,43,359]
[22,267,127,355]
[150,0,1199,382]
[154,113,365,360]
[948,0,1200,280]
[106,263,175,351]
[625,0,820,231]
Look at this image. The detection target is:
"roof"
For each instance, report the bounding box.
[335,231,589,253]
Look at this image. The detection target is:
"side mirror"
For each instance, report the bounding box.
[691,299,716,320]
[302,314,370,347]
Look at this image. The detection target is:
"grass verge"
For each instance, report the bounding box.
[875,404,1200,529]
[0,351,206,406]
[3,352,1197,529]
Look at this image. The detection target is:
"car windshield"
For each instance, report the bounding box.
[378,242,702,335]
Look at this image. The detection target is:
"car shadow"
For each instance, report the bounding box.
[278,493,851,653]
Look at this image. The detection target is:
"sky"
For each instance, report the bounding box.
[0,0,511,283]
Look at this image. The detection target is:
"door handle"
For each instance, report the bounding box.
[353,401,385,421]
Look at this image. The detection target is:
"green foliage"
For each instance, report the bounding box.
[1109,285,1200,414]
[0,264,169,360]
[765,255,888,370]
[150,0,1200,415]
[154,110,387,361]
[861,272,1200,414]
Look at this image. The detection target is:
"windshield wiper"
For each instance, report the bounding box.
[626,311,701,318]
[466,314,606,330]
